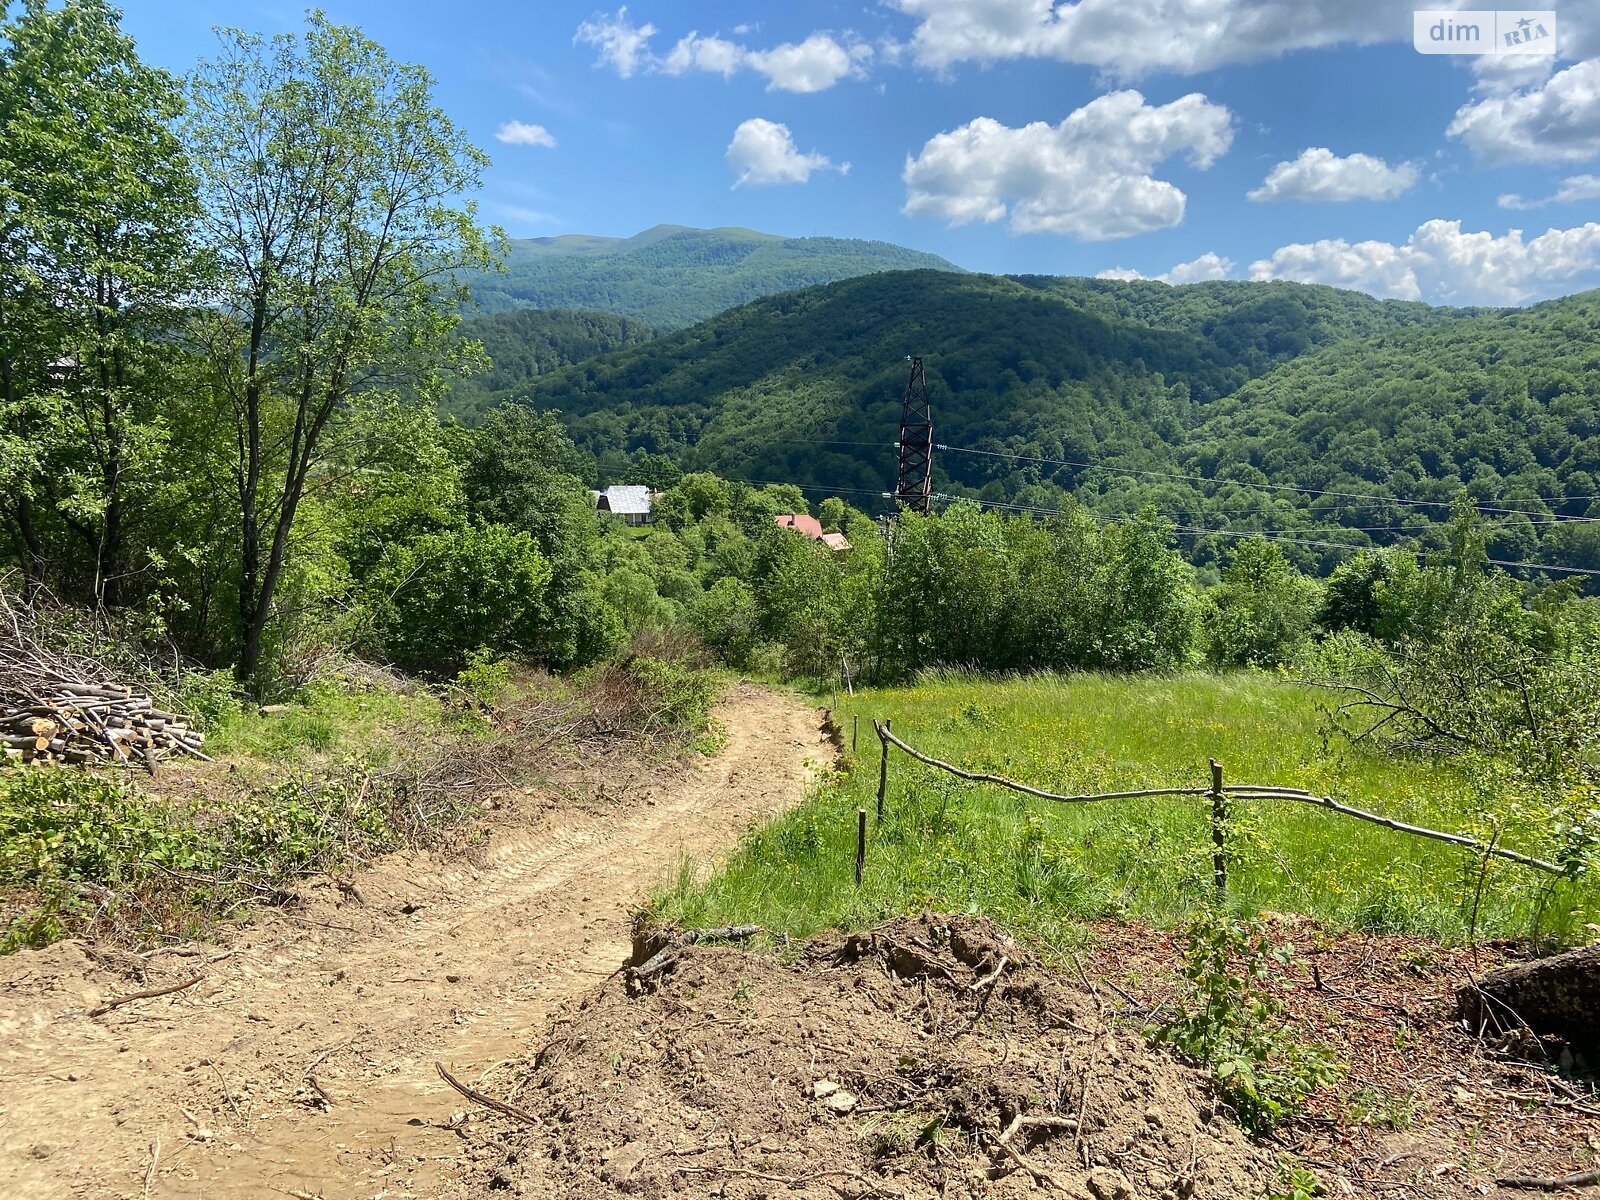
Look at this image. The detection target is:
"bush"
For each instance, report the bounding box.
[1152,911,1340,1134]
[367,523,553,674]
[583,655,722,741]
[1203,539,1321,668]
[0,763,411,952]
[691,577,760,667]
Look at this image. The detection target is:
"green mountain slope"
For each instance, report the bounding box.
[462,224,960,329]
[499,270,1599,575]
[446,308,659,422]
[1163,292,1600,570]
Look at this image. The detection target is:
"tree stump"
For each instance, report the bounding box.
[1457,943,1600,1052]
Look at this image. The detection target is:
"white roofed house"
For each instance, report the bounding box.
[592,484,654,526]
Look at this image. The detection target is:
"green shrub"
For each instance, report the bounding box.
[455,648,514,708]
[367,522,553,674]
[173,668,245,732]
[0,771,201,885]
[629,655,721,735]
[1152,911,1340,1134]
[691,577,760,667]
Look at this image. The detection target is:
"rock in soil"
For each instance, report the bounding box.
[470,914,1275,1198]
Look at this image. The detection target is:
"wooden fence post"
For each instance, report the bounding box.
[852,714,859,752]
[877,718,891,822]
[855,809,867,887]
[1210,758,1228,904]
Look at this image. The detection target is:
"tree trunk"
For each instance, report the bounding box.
[1457,943,1600,1052]
[14,495,46,602]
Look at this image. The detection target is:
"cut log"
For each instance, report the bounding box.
[1458,943,1600,1052]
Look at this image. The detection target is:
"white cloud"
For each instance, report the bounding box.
[888,0,1410,78]
[494,120,557,148]
[1247,148,1417,202]
[1097,251,1235,285]
[578,13,865,91]
[662,31,865,92]
[726,119,845,186]
[747,34,866,92]
[575,7,657,78]
[1469,9,1600,94]
[489,201,559,227]
[1499,174,1600,209]
[662,32,746,77]
[1248,218,1600,305]
[1447,59,1600,164]
[902,91,1232,241]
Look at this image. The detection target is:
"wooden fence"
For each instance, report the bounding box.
[861,718,1564,896]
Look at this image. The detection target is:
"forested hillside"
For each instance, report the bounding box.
[445,308,658,422]
[500,270,1597,576]
[459,224,959,328]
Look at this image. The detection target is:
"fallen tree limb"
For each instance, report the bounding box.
[87,974,202,1017]
[434,1061,539,1125]
[874,722,1207,804]
[1495,1169,1600,1191]
[632,924,764,981]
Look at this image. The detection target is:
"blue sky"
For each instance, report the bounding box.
[123,1,1600,305]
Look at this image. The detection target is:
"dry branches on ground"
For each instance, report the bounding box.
[1,587,206,769]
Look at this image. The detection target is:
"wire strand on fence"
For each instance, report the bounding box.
[873,720,1566,878]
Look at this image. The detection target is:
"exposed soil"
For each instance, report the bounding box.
[0,684,834,1200]
[452,916,1600,1200]
[1079,919,1600,1198]
[461,913,1278,1200]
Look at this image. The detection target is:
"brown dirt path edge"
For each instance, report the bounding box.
[0,684,833,1200]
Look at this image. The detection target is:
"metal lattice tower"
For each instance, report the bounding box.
[895,356,933,515]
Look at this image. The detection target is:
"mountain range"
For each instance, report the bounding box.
[479,268,1599,577]
[460,224,959,329]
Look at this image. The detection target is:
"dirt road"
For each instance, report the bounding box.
[0,685,831,1200]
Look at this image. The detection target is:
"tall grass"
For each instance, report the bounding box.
[651,672,1598,949]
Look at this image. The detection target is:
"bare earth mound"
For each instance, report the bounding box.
[468,914,1276,1199]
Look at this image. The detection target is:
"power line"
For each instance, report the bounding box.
[931,492,1600,577]
[936,443,1600,521]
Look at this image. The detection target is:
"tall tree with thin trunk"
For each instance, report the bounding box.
[184,15,493,688]
[0,0,195,607]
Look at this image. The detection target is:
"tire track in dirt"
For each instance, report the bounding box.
[0,684,832,1200]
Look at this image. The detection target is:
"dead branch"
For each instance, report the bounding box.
[434,1061,539,1125]
[87,973,202,1017]
[969,956,1009,991]
[1495,1169,1600,1191]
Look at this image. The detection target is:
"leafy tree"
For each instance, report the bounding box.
[1081,512,1199,671]
[185,14,494,686]
[690,577,759,667]
[0,0,196,605]
[367,524,551,674]
[1204,538,1321,667]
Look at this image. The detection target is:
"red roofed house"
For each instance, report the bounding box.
[775,513,851,551]
[774,513,824,539]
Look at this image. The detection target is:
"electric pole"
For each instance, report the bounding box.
[895,356,933,515]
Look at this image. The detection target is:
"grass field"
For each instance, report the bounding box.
[651,672,1599,952]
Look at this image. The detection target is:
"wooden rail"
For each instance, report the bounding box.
[871,720,1564,879]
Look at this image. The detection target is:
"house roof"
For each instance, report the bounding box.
[820,532,853,551]
[775,513,824,539]
[594,484,652,515]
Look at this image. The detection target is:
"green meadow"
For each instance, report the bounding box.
[651,673,1599,953]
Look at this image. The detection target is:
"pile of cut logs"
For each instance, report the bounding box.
[2,680,209,769]
[2,584,208,771]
